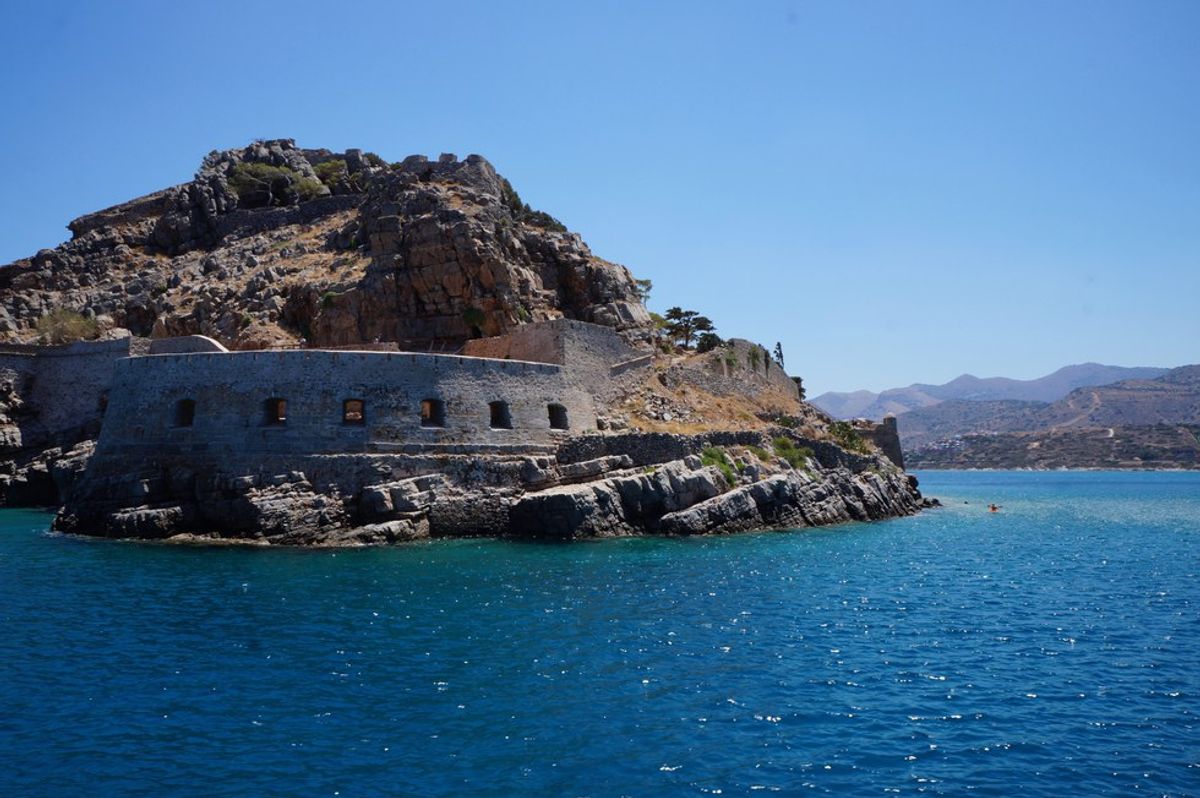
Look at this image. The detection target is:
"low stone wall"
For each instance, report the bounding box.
[213,195,361,241]
[557,430,765,466]
[148,335,228,355]
[557,428,878,473]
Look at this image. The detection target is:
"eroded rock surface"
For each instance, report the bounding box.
[2,140,649,350]
[54,431,930,546]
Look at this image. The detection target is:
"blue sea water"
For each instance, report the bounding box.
[1,471,1198,797]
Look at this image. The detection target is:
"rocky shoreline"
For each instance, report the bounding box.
[52,430,934,546]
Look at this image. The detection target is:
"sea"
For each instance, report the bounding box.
[1,471,1197,797]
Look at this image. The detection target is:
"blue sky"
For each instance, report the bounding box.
[1,1,1196,394]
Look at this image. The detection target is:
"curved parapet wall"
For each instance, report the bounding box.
[93,349,595,462]
[147,335,228,355]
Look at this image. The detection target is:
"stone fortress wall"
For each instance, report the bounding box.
[0,336,133,449]
[461,318,645,397]
[95,347,597,462]
[850,416,906,470]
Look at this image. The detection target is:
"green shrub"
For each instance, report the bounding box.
[314,159,348,186]
[772,436,815,469]
[747,445,770,462]
[362,151,386,168]
[36,309,99,344]
[696,332,722,353]
[748,347,761,370]
[830,421,870,453]
[321,291,337,309]
[499,177,567,232]
[700,446,736,484]
[228,162,324,208]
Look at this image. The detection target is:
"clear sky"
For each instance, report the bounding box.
[1,0,1196,394]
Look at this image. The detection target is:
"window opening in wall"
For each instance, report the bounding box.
[421,399,446,428]
[548,403,569,430]
[343,399,365,425]
[489,400,512,430]
[175,399,196,427]
[265,397,287,425]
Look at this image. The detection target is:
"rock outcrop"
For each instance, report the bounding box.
[53,430,931,545]
[1,140,650,350]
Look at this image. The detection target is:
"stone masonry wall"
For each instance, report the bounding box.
[854,416,905,469]
[0,337,131,450]
[462,319,647,399]
[93,349,596,463]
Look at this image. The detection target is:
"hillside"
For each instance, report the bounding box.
[0,140,650,350]
[813,363,1168,420]
[907,425,1200,470]
[1037,365,1200,428]
[904,366,1200,469]
[895,399,1046,449]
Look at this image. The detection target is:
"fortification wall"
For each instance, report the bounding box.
[461,322,563,363]
[148,335,228,355]
[462,319,647,400]
[854,416,905,469]
[93,349,596,463]
[0,337,130,450]
[707,339,802,400]
[213,195,361,241]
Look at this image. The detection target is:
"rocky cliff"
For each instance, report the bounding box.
[1,140,649,349]
[54,429,930,545]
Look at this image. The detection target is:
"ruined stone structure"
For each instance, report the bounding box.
[46,319,930,544]
[854,416,906,470]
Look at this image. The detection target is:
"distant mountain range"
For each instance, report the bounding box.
[813,363,1200,469]
[900,365,1200,469]
[898,365,1200,448]
[812,363,1169,420]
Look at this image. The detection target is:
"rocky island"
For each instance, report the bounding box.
[0,140,930,544]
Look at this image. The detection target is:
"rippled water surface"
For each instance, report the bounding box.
[2,471,1198,796]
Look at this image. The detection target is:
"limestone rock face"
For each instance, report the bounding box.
[1,140,650,348]
[507,458,728,539]
[299,154,649,344]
